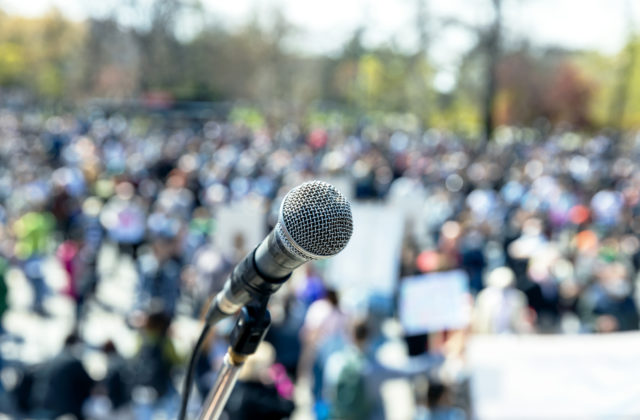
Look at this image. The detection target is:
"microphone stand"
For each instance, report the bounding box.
[198,300,271,420]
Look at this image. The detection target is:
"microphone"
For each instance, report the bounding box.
[206,180,353,323]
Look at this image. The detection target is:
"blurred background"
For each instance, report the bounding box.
[1,0,640,419]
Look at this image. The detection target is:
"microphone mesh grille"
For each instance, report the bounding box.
[279,180,353,258]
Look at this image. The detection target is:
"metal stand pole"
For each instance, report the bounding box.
[198,350,245,420]
[197,302,271,420]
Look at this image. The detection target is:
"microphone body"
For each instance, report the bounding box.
[206,180,353,323]
[208,230,305,319]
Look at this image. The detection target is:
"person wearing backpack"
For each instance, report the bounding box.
[325,322,372,420]
[325,319,443,420]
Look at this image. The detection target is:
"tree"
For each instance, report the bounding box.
[0,9,85,100]
[609,0,638,130]
[542,60,595,128]
[83,18,140,98]
[483,0,502,141]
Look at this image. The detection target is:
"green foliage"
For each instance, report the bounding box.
[306,109,356,131]
[0,9,85,99]
[430,94,481,136]
[0,42,25,84]
[331,48,435,122]
[36,65,63,97]
[571,51,617,127]
[617,37,640,128]
[229,105,265,130]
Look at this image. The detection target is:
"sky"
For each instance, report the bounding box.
[0,0,637,91]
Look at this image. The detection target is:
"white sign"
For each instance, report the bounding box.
[468,333,640,419]
[399,270,472,335]
[325,203,404,298]
[214,201,266,256]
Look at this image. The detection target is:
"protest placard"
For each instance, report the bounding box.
[398,269,472,335]
[325,203,404,301]
[214,200,266,256]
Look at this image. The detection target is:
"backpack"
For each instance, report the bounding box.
[331,349,372,420]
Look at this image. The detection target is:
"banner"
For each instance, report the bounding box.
[399,270,472,335]
[468,333,640,419]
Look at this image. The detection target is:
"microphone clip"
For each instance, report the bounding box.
[228,299,272,357]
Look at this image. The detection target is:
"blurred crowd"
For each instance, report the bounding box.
[0,104,639,420]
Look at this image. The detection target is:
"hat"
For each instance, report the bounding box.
[485,266,515,288]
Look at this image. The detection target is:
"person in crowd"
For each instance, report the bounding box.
[3,106,640,420]
[265,293,303,380]
[323,319,443,420]
[12,205,55,315]
[83,340,133,419]
[100,181,147,260]
[0,255,8,332]
[415,382,466,420]
[136,235,183,318]
[130,308,181,405]
[102,340,132,411]
[32,334,95,419]
[578,261,640,332]
[472,267,531,334]
[299,288,348,415]
[224,342,295,420]
[56,224,94,325]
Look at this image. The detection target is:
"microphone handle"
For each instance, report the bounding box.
[254,228,308,278]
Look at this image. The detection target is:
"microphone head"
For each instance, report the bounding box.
[276,180,353,260]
